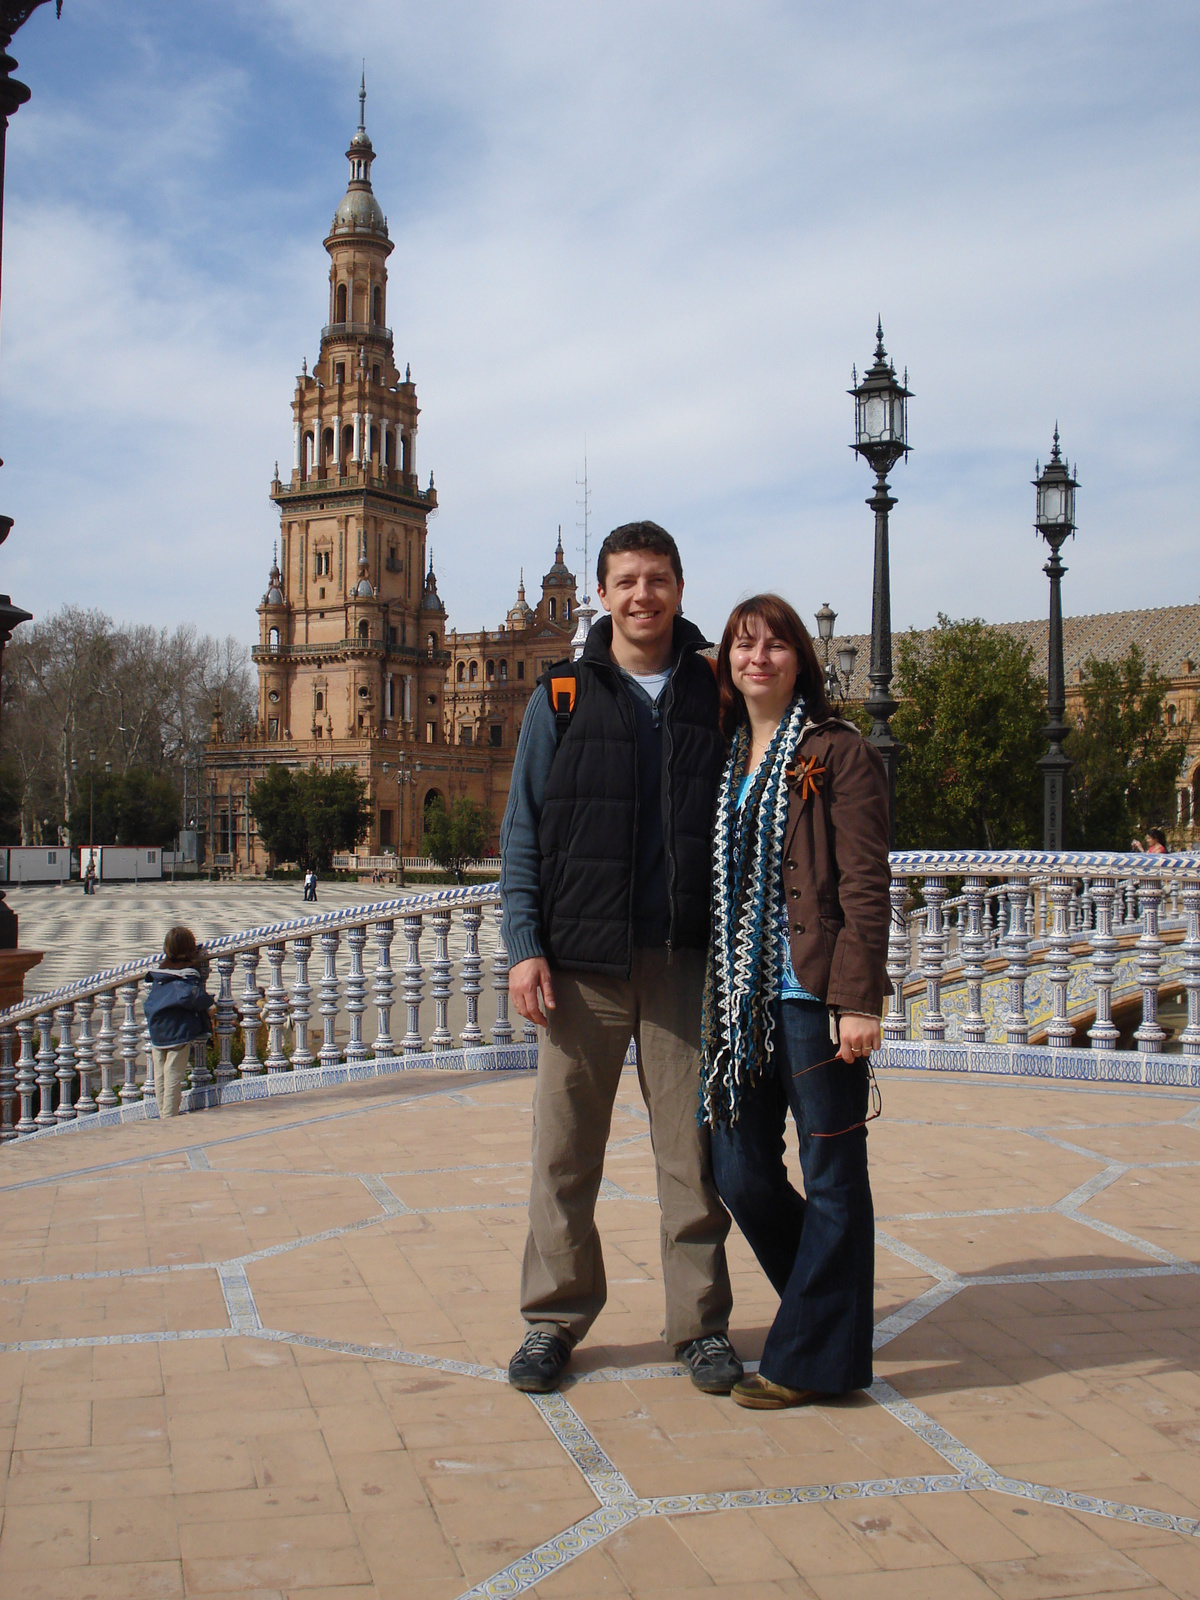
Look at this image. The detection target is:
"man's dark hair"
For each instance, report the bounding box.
[596,520,682,589]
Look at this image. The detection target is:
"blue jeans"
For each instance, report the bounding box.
[710,999,874,1394]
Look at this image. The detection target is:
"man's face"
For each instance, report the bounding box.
[597,551,683,652]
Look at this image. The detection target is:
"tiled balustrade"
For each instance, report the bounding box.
[882,849,1200,1085]
[0,884,535,1141]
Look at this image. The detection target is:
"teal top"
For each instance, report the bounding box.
[736,771,820,1004]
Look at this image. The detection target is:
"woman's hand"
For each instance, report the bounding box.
[837,1012,880,1064]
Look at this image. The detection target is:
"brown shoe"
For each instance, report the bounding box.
[732,1373,819,1409]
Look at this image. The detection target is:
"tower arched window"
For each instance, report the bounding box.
[456,660,465,682]
[322,427,334,463]
[469,660,479,682]
[499,659,508,682]
[486,659,495,681]
[268,627,279,653]
[565,599,572,620]
[304,433,314,475]
[427,633,437,656]
[385,431,395,468]
[342,424,354,460]
[358,620,370,643]
[315,691,324,711]
[1167,704,1177,726]
[336,282,347,322]
[372,286,382,325]
[548,597,557,620]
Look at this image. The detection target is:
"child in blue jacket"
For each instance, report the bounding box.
[143,925,215,1117]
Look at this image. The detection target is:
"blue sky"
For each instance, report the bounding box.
[1,0,1196,648]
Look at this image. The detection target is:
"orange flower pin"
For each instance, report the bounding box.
[785,755,826,803]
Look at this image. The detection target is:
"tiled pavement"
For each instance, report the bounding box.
[0,1066,1197,1599]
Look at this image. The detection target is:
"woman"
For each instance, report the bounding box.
[701,594,891,1409]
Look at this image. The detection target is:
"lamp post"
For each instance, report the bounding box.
[814,602,859,710]
[381,755,419,886]
[1034,426,1077,850]
[850,320,911,845]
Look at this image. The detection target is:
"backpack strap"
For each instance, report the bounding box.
[548,670,577,743]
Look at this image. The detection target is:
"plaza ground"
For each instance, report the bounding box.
[0,1062,1197,1599]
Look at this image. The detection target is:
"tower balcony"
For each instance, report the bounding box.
[321,321,393,347]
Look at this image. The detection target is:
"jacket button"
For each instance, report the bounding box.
[792,922,805,934]
[788,887,799,898]
[785,859,797,870]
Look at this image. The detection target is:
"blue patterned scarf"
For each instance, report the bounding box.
[700,695,808,1127]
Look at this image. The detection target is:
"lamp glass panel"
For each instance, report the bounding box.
[1040,484,1063,522]
[864,395,886,440]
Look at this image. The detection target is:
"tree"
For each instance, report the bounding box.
[889,615,1046,850]
[248,764,305,865]
[248,764,371,870]
[67,768,180,847]
[423,796,488,881]
[1065,644,1186,849]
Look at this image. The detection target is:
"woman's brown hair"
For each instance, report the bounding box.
[715,593,832,741]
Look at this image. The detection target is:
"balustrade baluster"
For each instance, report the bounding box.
[0,1027,15,1138]
[1003,877,1031,1044]
[238,950,264,1074]
[52,998,78,1126]
[1178,877,1200,1059]
[213,955,238,1082]
[188,1037,210,1098]
[491,903,514,1045]
[1087,877,1119,1049]
[429,910,452,1050]
[981,892,995,952]
[1044,873,1075,1049]
[883,877,909,1042]
[74,997,97,1115]
[319,930,341,1067]
[345,926,368,1062]
[15,1018,36,1134]
[95,988,118,1107]
[140,991,155,1107]
[372,920,395,1059]
[1125,879,1138,927]
[263,943,289,1071]
[1133,877,1165,1054]
[960,875,987,1043]
[117,982,143,1102]
[290,936,314,1068]
[918,875,948,1041]
[402,913,425,1054]
[35,1010,56,1126]
[460,906,483,1045]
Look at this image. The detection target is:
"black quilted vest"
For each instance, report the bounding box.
[537,615,725,976]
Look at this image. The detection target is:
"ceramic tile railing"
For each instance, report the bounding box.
[0,885,534,1141]
[882,850,1200,1085]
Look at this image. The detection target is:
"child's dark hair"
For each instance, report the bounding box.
[596,520,682,589]
[163,925,199,966]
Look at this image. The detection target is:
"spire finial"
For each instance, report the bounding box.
[359,67,366,133]
[874,316,886,360]
[556,523,564,560]
[1051,422,1061,460]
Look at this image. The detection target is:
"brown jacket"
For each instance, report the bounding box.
[780,718,892,1016]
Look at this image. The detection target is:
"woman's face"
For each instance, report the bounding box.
[729,616,800,719]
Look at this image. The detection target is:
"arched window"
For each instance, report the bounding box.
[342,424,354,460]
[372,285,382,325]
[1167,704,1177,726]
[548,597,557,620]
[422,788,444,831]
[1182,787,1192,828]
[336,282,347,322]
[427,632,436,656]
[322,427,333,463]
[358,619,370,643]
[402,432,412,474]
[456,660,465,682]
[315,691,324,711]
[499,659,508,682]
[565,599,572,621]
[486,659,495,681]
[268,627,279,653]
[304,433,314,475]
[469,660,479,682]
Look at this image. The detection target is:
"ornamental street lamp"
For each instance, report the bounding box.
[850,319,911,845]
[381,756,420,886]
[1034,426,1078,850]
[813,602,859,709]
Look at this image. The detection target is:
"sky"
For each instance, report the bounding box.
[0,0,1196,650]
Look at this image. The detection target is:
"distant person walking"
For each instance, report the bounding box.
[143,925,215,1118]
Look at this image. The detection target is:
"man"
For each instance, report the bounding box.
[500,520,740,1395]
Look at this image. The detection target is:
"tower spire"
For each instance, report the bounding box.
[358,66,366,134]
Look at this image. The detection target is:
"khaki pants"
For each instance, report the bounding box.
[151,1044,193,1118]
[520,947,732,1349]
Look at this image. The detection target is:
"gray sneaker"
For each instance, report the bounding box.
[508,1327,572,1393]
[677,1332,744,1394]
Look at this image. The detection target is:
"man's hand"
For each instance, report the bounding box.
[510,957,556,1029]
[836,1012,881,1064]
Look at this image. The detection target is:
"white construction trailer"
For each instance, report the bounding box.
[0,847,71,883]
[79,847,163,882]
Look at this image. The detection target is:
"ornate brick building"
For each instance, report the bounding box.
[202,88,575,871]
